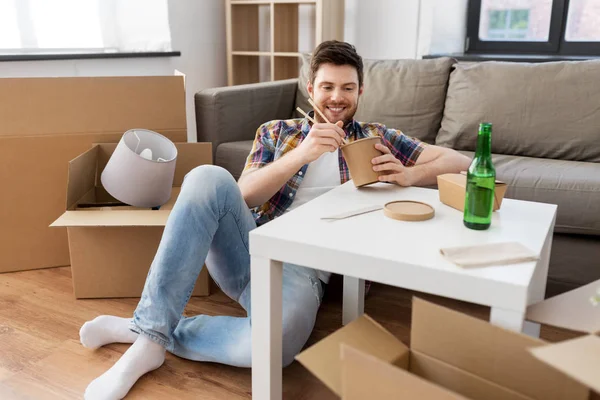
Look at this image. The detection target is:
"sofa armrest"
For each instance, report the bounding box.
[195,79,298,159]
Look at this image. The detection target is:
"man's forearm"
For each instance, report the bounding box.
[410,151,471,186]
[238,150,306,208]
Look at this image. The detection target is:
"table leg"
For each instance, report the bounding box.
[524,225,554,338]
[251,256,283,400]
[343,276,365,325]
[490,307,525,332]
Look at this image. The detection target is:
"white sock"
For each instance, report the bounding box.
[84,335,165,400]
[80,315,139,350]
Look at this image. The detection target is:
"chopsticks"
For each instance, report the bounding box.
[308,97,332,124]
[295,107,317,124]
[305,97,348,144]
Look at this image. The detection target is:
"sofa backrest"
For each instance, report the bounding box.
[295,54,455,144]
[436,60,600,162]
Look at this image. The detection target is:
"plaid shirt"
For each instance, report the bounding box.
[243,112,426,226]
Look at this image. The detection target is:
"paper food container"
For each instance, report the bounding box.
[437,173,508,212]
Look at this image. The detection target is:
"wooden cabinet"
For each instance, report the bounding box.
[226,0,345,85]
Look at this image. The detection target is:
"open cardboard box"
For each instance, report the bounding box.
[51,142,212,299]
[526,280,600,398]
[0,75,188,273]
[437,173,508,212]
[297,297,591,400]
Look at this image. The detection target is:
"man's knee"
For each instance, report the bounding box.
[181,165,238,201]
[183,165,234,188]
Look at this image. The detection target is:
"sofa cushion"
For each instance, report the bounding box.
[460,151,600,235]
[215,140,254,180]
[296,54,455,144]
[438,61,600,162]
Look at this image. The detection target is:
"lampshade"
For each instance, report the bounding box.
[101,129,177,208]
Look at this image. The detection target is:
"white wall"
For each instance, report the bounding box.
[167,0,227,141]
[0,0,227,142]
[344,0,468,60]
[426,0,468,55]
[344,0,421,59]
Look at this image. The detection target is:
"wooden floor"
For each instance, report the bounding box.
[0,267,580,399]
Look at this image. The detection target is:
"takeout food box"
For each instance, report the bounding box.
[50,142,212,299]
[526,280,600,399]
[437,173,508,212]
[296,297,591,400]
[0,76,188,273]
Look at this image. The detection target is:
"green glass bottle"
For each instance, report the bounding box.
[463,122,495,230]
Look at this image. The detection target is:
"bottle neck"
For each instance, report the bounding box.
[475,130,491,159]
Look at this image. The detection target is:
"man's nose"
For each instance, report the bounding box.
[330,88,343,102]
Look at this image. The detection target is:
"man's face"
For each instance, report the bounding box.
[307,63,363,125]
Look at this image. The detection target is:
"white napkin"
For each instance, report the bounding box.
[320,205,382,220]
[440,242,539,268]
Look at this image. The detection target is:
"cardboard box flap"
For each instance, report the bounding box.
[95,142,213,188]
[51,142,212,229]
[526,279,600,334]
[170,143,213,186]
[410,298,589,400]
[295,314,409,396]
[0,76,186,138]
[341,345,468,400]
[66,146,99,210]
[410,351,535,400]
[50,209,170,227]
[530,335,600,393]
[96,143,118,187]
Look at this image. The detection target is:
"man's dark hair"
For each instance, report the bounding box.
[310,40,363,88]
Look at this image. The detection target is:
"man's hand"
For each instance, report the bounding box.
[371,143,415,186]
[295,121,345,164]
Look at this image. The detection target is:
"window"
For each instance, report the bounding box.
[29,0,104,49]
[0,0,171,53]
[565,0,600,41]
[467,0,600,55]
[0,0,20,48]
[486,9,531,40]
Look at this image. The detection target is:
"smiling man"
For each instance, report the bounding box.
[78,40,470,400]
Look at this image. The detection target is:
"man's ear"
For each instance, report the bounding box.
[359,85,364,96]
[307,80,314,97]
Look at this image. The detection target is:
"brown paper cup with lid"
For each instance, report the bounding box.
[341,136,384,187]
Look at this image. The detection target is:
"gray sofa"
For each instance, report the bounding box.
[195,56,600,297]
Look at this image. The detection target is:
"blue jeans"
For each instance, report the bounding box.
[130,165,324,368]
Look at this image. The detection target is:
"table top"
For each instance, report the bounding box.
[249,182,557,310]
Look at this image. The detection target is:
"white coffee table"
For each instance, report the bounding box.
[249,181,556,400]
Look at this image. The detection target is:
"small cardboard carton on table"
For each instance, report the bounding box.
[296,297,593,400]
[51,142,212,299]
[437,173,508,212]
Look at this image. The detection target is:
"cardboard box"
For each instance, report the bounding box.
[51,142,212,299]
[526,280,600,398]
[0,76,188,273]
[296,297,590,400]
[437,173,508,212]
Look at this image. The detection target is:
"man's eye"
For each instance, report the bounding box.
[322,86,332,90]
[345,87,354,91]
